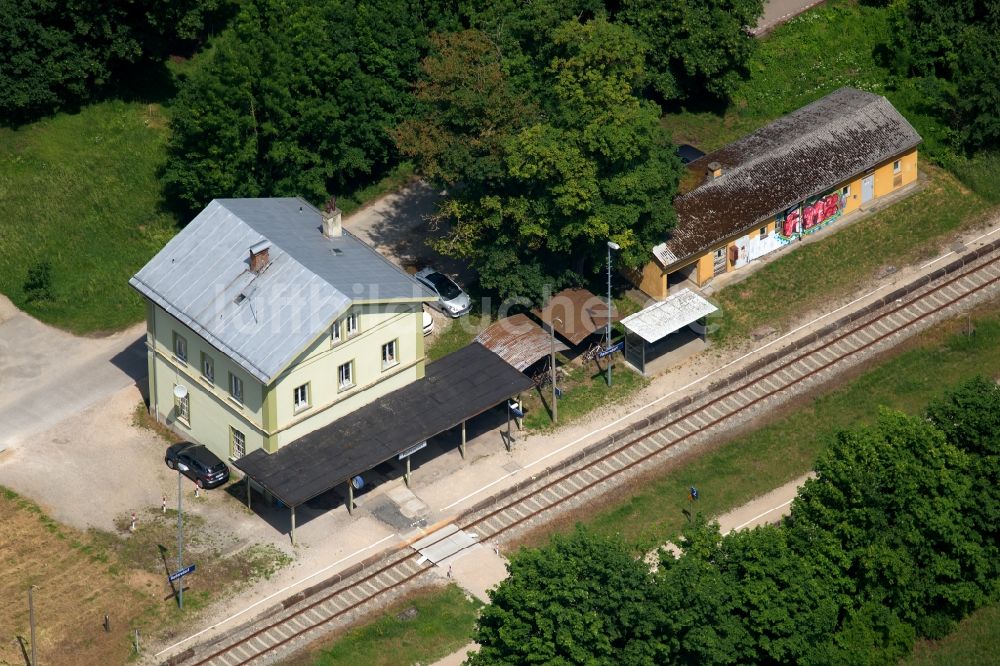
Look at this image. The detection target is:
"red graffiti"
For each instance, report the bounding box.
[782,209,800,236]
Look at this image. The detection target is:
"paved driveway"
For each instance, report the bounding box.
[0,295,146,452]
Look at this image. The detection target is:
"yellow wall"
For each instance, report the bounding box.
[874,147,918,198]
[635,148,920,299]
[637,260,668,300]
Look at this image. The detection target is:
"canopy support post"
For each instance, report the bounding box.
[290,506,296,546]
[405,455,411,487]
[347,482,354,515]
[246,476,251,511]
[459,420,467,459]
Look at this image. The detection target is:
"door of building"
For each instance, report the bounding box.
[713,247,727,275]
[861,174,875,203]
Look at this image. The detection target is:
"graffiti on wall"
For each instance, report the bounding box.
[775,189,845,244]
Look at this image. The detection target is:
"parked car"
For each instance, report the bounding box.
[676,143,706,164]
[415,267,472,317]
[423,309,434,336]
[165,442,230,489]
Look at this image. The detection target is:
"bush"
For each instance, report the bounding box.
[23,260,53,302]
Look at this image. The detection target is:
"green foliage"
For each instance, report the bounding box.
[163,0,429,217]
[0,100,177,332]
[619,0,765,103]
[887,0,1000,152]
[479,379,1000,664]
[399,18,682,303]
[0,0,232,123]
[470,526,663,665]
[22,260,53,302]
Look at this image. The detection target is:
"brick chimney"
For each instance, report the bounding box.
[249,240,271,273]
[707,161,723,180]
[322,197,342,238]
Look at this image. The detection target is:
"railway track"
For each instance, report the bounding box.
[172,243,1000,666]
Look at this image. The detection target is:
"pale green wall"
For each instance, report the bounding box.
[146,300,428,460]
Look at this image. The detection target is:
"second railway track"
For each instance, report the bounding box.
[173,241,1000,666]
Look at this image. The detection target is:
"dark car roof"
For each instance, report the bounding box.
[676,144,705,164]
[171,442,225,468]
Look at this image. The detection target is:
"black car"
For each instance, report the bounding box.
[676,143,706,164]
[165,442,230,489]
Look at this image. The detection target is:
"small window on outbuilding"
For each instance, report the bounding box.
[893,159,901,174]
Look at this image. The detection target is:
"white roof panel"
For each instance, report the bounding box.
[621,288,717,343]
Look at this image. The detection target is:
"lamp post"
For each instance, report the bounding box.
[550,317,562,424]
[606,241,620,387]
[176,461,188,609]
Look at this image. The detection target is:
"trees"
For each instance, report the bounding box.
[887,0,1000,151]
[617,0,764,103]
[469,526,662,666]
[397,17,681,302]
[163,0,427,217]
[0,0,231,123]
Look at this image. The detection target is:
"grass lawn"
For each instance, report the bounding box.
[519,299,1000,553]
[711,165,994,343]
[426,314,489,361]
[0,485,290,665]
[521,357,649,431]
[0,101,178,333]
[905,604,1000,665]
[286,584,481,666]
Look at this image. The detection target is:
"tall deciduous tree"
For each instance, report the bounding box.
[887,0,1000,151]
[397,18,681,302]
[617,0,764,103]
[469,526,663,665]
[0,0,231,123]
[163,0,427,216]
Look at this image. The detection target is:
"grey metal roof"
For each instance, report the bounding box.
[661,88,922,265]
[130,198,434,383]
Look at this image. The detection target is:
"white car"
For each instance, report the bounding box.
[415,267,471,317]
[423,310,434,336]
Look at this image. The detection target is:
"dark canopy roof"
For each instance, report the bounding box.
[234,343,532,507]
[660,87,922,266]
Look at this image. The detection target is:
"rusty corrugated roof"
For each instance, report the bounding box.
[534,288,620,346]
[475,313,568,371]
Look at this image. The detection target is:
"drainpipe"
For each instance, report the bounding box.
[150,304,160,423]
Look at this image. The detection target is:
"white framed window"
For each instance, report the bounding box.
[231,427,246,459]
[201,352,214,383]
[338,361,354,390]
[331,320,341,344]
[381,340,398,369]
[893,159,901,174]
[173,332,187,363]
[759,226,767,239]
[346,313,358,336]
[229,372,244,404]
[714,248,725,259]
[175,389,190,426]
[293,383,309,411]
[842,184,851,197]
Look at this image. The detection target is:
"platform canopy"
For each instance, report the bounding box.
[534,288,619,346]
[620,288,717,343]
[475,313,568,371]
[234,342,532,507]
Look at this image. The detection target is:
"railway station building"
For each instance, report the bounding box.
[635,87,922,299]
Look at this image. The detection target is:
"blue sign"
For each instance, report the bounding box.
[351,475,365,490]
[597,341,624,359]
[168,564,196,582]
[554,386,563,398]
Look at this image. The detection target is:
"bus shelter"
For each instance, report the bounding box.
[621,288,717,375]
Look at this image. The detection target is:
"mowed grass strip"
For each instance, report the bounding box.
[516,301,1000,553]
[712,166,993,343]
[285,584,482,666]
[905,604,1000,666]
[0,101,177,333]
[664,0,892,151]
